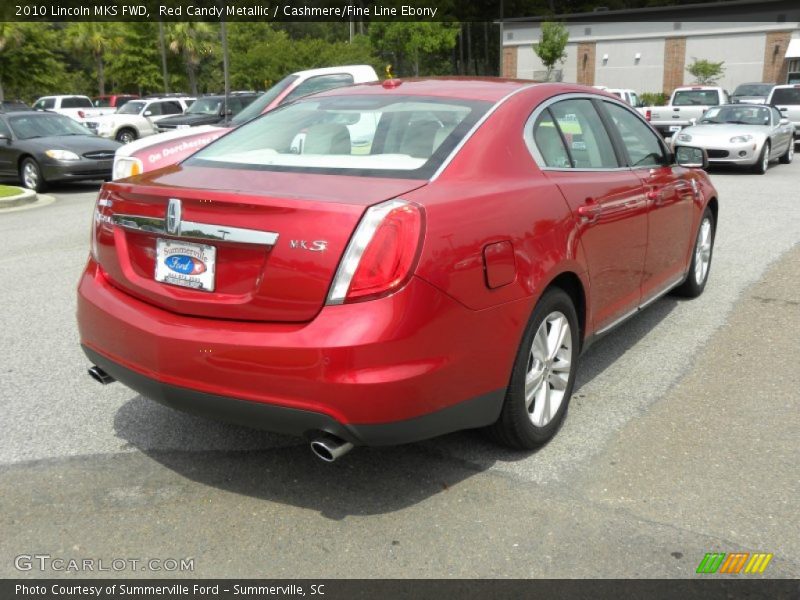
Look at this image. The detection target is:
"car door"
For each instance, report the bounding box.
[530,96,648,332]
[0,118,15,176]
[599,100,694,301]
[770,106,792,155]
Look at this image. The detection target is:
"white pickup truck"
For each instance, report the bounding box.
[31,95,106,122]
[642,86,729,137]
[767,84,800,145]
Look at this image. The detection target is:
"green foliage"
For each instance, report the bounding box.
[686,58,725,84]
[105,23,163,94]
[369,22,460,77]
[533,21,569,81]
[639,91,669,106]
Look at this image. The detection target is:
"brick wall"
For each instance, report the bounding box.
[662,37,687,94]
[763,31,793,83]
[502,47,518,78]
[576,42,596,85]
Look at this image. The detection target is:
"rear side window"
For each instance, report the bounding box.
[672,90,720,106]
[770,88,800,104]
[531,111,571,168]
[160,101,184,115]
[62,96,93,108]
[281,74,355,105]
[547,99,619,168]
[602,102,667,167]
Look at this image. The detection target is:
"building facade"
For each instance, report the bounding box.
[501,1,800,94]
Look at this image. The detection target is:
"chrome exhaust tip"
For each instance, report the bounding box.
[88,365,115,385]
[310,434,354,463]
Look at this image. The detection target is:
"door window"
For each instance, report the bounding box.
[602,102,667,168]
[547,99,619,168]
[531,110,572,168]
[0,119,11,138]
[62,96,93,109]
[34,98,55,110]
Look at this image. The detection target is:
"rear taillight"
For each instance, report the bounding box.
[91,189,114,262]
[78,110,85,119]
[645,109,651,121]
[326,199,423,305]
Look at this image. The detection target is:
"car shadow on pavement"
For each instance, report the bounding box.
[112,295,679,517]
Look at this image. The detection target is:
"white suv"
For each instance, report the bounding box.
[32,95,105,121]
[85,97,195,144]
[767,84,800,146]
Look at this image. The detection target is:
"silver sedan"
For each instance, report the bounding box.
[672,104,794,174]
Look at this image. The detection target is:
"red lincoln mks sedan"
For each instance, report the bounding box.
[78,79,717,461]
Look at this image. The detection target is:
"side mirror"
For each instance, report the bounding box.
[780,118,790,125]
[675,145,708,169]
[688,117,697,126]
[143,110,152,117]
[0,133,9,143]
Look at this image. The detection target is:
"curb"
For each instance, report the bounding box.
[0,193,56,213]
[0,187,37,209]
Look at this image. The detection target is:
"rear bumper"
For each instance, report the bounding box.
[78,259,526,445]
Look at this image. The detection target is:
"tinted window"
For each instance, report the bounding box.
[603,102,667,167]
[0,119,11,137]
[732,84,772,97]
[161,101,183,115]
[771,87,800,104]
[94,98,111,108]
[281,74,355,104]
[672,90,720,106]
[548,99,619,168]
[531,110,571,168]
[35,98,55,110]
[62,96,93,109]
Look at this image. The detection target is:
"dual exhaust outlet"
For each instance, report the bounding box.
[87,365,354,462]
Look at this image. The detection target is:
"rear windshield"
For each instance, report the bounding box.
[672,90,721,106]
[187,95,491,179]
[732,84,772,97]
[770,88,800,104]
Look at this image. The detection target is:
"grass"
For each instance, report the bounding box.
[0,185,25,198]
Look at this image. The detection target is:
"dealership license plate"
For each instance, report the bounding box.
[669,125,682,132]
[155,239,216,292]
[176,124,190,129]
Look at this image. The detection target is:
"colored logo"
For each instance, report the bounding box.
[696,552,773,574]
[165,255,206,275]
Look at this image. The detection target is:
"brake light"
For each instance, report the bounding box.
[326,199,423,304]
[91,188,114,262]
[78,110,85,119]
[645,109,651,121]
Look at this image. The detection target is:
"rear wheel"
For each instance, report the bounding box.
[20,157,46,192]
[116,128,137,144]
[753,142,770,174]
[488,288,580,449]
[673,207,715,298]
[779,139,794,164]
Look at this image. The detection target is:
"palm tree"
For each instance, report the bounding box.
[167,23,214,95]
[66,23,122,96]
[0,23,24,103]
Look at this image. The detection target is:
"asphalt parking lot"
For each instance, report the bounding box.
[1,160,798,578]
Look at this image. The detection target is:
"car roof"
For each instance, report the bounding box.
[312,77,542,103]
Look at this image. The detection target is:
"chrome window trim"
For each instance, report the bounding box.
[524,92,665,171]
[112,214,279,246]
[430,84,538,181]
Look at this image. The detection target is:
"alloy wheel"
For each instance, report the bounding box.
[694,217,712,285]
[525,311,573,427]
[22,162,39,190]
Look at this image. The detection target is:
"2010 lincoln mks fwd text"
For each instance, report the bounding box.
[77,79,718,462]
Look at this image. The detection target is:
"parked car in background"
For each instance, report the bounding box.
[112,65,379,180]
[595,87,642,107]
[767,84,800,145]
[32,95,106,121]
[80,80,718,461]
[84,96,195,144]
[672,104,793,174]
[0,101,29,111]
[92,94,139,115]
[155,93,260,133]
[0,110,119,191]
[642,86,729,137]
[730,82,773,104]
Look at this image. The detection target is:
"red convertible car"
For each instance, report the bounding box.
[78,79,717,461]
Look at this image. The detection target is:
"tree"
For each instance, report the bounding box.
[105,23,162,95]
[369,22,459,77]
[686,58,725,85]
[533,21,569,81]
[167,23,215,95]
[66,23,122,96]
[0,23,23,102]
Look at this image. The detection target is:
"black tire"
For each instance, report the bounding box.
[673,207,715,298]
[20,157,47,192]
[487,287,580,450]
[116,128,137,144]
[779,139,794,164]
[752,142,770,174]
